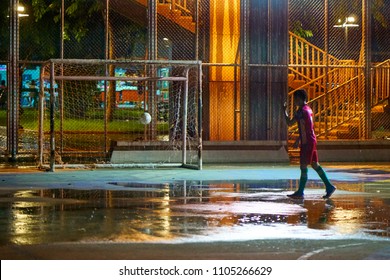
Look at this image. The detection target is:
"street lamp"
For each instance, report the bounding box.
[334,16,359,28]
[7,5,30,17]
[17,5,29,17]
[333,16,359,54]
[7,2,29,161]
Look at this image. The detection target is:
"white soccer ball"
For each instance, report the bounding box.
[140,112,152,125]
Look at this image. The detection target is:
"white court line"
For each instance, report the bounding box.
[298,243,365,260]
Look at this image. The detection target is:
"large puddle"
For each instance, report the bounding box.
[0,180,389,245]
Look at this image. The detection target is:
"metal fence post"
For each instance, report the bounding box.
[363,0,372,139]
[7,0,19,162]
[50,62,55,172]
[240,0,249,140]
[148,0,158,140]
[182,67,189,166]
[324,0,329,139]
[38,65,44,167]
[198,61,203,170]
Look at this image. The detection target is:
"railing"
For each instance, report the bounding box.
[288,31,363,139]
[288,31,357,115]
[289,32,342,81]
[372,59,390,107]
[287,72,363,142]
[159,0,194,16]
[313,73,363,137]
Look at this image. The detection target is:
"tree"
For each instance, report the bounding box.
[27,0,147,121]
[0,1,9,60]
[27,0,106,60]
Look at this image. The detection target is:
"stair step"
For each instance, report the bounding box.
[372,105,386,113]
[151,2,195,33]
[288,74,295,84]
[289,80,306,89]
[336,131,360,139]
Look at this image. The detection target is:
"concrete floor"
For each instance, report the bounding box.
[0,163,389,260]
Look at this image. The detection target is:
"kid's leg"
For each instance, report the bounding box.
[311,161,336,198]
[297,164,308,194]
[288,164,308,198]
[288,145,311,198]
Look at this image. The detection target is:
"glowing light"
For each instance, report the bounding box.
[7,5,29,17]
[333,16,359,28]
[17,5,29,17]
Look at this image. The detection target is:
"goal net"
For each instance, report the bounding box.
[39,59,202,170]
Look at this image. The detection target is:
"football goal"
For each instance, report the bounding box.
[39,59,202,170]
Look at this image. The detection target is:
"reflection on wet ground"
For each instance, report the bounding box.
[0,180,389,245]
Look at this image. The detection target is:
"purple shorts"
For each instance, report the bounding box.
[300,143,318,165]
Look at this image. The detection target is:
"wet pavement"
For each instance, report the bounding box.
[0,164,389,259]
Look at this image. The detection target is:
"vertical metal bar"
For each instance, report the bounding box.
[234,29,241,141]
[363,0,372,139]
[8,0,19,162]
[240,0,249,140]
[104,0,109,153]
[61,0,64,60]
[59,0,64,154]
[182,67,190,166]
[234,63,238,141]
[148,0,157,140]
[198,62,203,170]
[324,0,329,139]
[195,0,199,61]
[49,62,55,172]
[267,0,272,140]
[38,66,44,167]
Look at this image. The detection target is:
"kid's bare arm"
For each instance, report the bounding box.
[283,102,296,127]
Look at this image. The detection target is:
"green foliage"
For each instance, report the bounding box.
[0,1,9,60]
[292,21,313,39]
[31,0,104,43]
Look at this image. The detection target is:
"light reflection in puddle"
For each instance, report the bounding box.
[0,180,389,245]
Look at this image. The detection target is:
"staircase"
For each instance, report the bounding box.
[136,0,195,33]
[288,33,390,161]
[372,59,390,108]
[371,59,390,134]
[110,0,195,34]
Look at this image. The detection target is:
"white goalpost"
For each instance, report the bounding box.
[39,59,202,171]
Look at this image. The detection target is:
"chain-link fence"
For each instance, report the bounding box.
[287,0,390,162]
[2,0,390,165]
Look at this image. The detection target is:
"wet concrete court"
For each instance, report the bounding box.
[0,164,390,259]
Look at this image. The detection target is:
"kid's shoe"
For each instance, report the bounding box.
[287,192,304,199]
[323,185,337,199]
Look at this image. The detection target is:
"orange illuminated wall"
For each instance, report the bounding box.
[209,0,240,140]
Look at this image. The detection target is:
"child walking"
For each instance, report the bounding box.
[284,89,336,199]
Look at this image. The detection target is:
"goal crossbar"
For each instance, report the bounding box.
[46,59,202,66]
[42,75,189,82]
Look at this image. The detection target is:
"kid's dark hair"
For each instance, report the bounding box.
[293,89,308,102]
